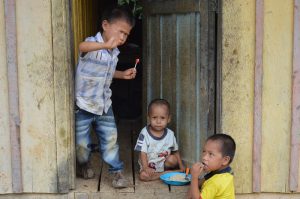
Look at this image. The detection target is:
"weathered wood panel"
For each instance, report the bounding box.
[221,0,255,193]
[17,0,57,192]
[176,14,195,163]
[147,15,161,100]
[4,0,23,193]
[261,0,293,192]
[0,0,13,194]
[52,0,74,193]
[161,15,176,130]
[143,0,212,165]
[291,0,300,192]
[253,0,264,193]
[143,0,201,14]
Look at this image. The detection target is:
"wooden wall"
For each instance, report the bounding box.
[0,0,13,193]
[221,0,299,194]
[142,0,215,165]
[0,0,74,194]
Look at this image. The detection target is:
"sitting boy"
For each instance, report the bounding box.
[134,99,185,181]
[188,134,236,199]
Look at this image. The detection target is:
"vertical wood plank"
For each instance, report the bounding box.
[51,0,73,193]
[71,0,78,64]
[149,15,161,99]
[198,1,210,159]
[66,0,76,190]
[253,0,264,193]
[207,0,216,136]
[216,0,223,134]
[161,15,177,130]
[261,0,293,192]
[221,0,255,193]
[17,0,57,192]
[176,14,192,163]
[4,0,23,193]
[0,0,13,194]
[142,16,149,122]
[188,12,199,163]
[290,0,300,192]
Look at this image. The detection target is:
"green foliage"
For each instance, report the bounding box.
[118,0,143,19]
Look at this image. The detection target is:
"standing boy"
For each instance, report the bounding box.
[188,134,236,199]
[134,99,185,181]
[75,6,136,188]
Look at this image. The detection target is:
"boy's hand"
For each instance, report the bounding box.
[105,37,119,49]
[190,162,204,179]
[122,68,137,79]
[114,68,136,79]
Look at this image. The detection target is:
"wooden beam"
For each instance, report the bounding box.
[4,0,22,193]
[290,0,300,192]
[142,0,201,15]
[253,0,264,193]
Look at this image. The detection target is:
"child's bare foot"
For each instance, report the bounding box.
[139,171,161,181]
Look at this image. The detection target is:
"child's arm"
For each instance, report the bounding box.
[79,37,119,52]
[172,151,185,171]
[188,162,204,199]
[113,68,136,79]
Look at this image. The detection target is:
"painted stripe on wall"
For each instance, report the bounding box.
[290,0,300,192]
[4,0,22,193]
[253,0,264,193]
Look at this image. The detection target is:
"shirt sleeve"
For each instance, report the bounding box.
[200,180,218,199]
[79,36,96,58]
[134,130,148,153]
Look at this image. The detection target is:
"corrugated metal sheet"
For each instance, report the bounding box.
[143,0,215,164]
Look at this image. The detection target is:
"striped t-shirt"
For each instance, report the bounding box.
[75,32,119,115]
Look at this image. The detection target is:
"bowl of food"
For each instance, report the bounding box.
[160,172,191,186]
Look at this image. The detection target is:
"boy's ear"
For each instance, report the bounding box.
[168,115,171,123]
[222,156,230,166]
[102,20,109,31]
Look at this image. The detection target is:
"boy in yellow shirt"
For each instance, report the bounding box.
[188,134,236,199]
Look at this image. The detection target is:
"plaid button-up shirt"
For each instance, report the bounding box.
[75,32,119,115]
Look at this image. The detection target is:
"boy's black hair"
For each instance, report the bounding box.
[147,99,171,115]
[207,134,236,164]
[100,5,135,32]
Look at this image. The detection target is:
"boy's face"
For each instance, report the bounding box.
[148,105,170,134]
[201,140,230,172]
[102,19,132,46]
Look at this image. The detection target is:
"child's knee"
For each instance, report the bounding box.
[76,145,90,164]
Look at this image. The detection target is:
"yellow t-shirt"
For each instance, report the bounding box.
[200,172,235,199]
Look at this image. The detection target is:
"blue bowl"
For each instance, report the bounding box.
[160,172,191,186]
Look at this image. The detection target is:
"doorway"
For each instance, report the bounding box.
[70,0,144,193]
[70,0,219,195]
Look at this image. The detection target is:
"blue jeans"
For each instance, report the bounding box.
[75,106,123,172]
